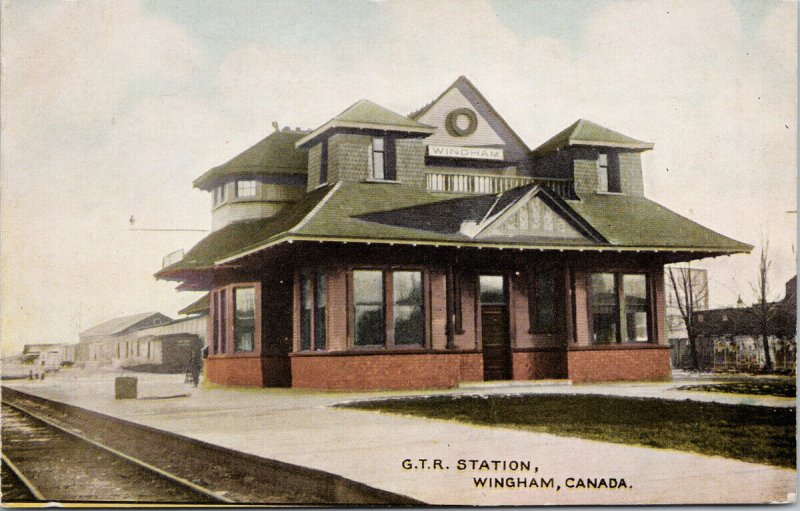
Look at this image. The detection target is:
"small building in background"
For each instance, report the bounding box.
[77,312,173,367]
[117,333,203,374]
[76,306,208,374]
[692,276,796,373]
[22,343,66,372]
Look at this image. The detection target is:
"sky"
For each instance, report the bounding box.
[1,0,796,354]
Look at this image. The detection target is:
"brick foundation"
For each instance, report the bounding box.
[567,346,671,383]
[207,356,292,387]
[291,352,483,390]
[512,349,568,380]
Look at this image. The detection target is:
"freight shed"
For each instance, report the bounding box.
[119,333,203,374]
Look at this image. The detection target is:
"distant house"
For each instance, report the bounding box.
[21,343,72,372]
[77,312,172,367]
[692,276,796,372]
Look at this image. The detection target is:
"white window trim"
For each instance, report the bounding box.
[236,180,257,198]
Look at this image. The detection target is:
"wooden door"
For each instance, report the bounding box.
[482,304,510,380]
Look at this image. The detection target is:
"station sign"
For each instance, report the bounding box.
[427,145,504,161]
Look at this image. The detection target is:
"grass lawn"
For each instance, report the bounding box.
[677,379,796,398]
[340,395,796,468]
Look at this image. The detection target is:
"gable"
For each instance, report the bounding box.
[413,77,529,163]
[478,195,589,241]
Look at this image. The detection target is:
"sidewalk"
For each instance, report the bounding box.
[4,368,796,505]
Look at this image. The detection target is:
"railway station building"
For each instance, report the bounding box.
[156,76,750,390]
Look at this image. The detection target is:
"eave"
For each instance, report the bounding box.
[296,121,435,149]
[215,234,752,266]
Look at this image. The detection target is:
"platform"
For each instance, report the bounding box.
[3,368,795,505]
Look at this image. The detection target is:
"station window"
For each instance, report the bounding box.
[300,272,327,351]
[233,287,256,352]
[236,180,257,198]
[213,185,226,206]
[211,285,259,355]
[590,272,650,343]
[597,152,621,193]
[319,140,329,185]
[352,269,424,347]
[370,137,396,181]
[530,270,558,333]
[354,270,385,346]
[393,271,424,345]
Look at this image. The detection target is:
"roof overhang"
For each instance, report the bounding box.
[296,121,435,149]
[532,140,655,157]
[214,234,751,266]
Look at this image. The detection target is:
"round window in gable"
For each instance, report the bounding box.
[445,108,478,137]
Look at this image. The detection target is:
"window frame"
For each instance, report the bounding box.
[319,139,329,186]
[233,286,257,353]
[597,151,622,194]
[299,272,327,351]
[213,184,227,206]
[349,268,427,350]
[235,179,257,198]
[588,272,652,344]
[210,282,261,356]
[371,137,385,180]
[529,269,561,334]
[369,136,397,181]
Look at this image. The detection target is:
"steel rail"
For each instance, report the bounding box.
[2,452,45,501]
[1,399,234,504]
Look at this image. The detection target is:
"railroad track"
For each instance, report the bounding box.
[1,386,422,505]
[2,401,229,504]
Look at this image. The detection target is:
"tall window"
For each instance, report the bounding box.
[371,137,385,180]
[236,180,257,198]
[354,270,385,346]
[591,273,650,343]
[319,139,329,185]
[591,273,618,343]
[530,271,558,333]
[623,274,649,342]
[300,273,326,351]
[220,289,227,353]
[353,269,425,347]
[393,271,424,345]
[370,136,396,181]
[233,287,255,352]
[597,152,621,193]
[214,185,226,206]
[212,291,221,354]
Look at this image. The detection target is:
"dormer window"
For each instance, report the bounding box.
[319,139,329,185]
[371,137,385,179]
[370,136,396,181]
[597,152,621,193]
[236,180,257,198]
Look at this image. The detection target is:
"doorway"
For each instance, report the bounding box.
[480,275,510,380]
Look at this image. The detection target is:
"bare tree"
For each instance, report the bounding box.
[749,239,781,372]
[667,264,708,370]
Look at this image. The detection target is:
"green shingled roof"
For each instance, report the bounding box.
[568,194,751,251]
[193,130,309,190]
[296,100,435,148]
[531,119,654,156]
[159,182,750,278]
[156,185,333,278]
[179,293,209,315]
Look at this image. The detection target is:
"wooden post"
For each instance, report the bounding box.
[445,266,455,349]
